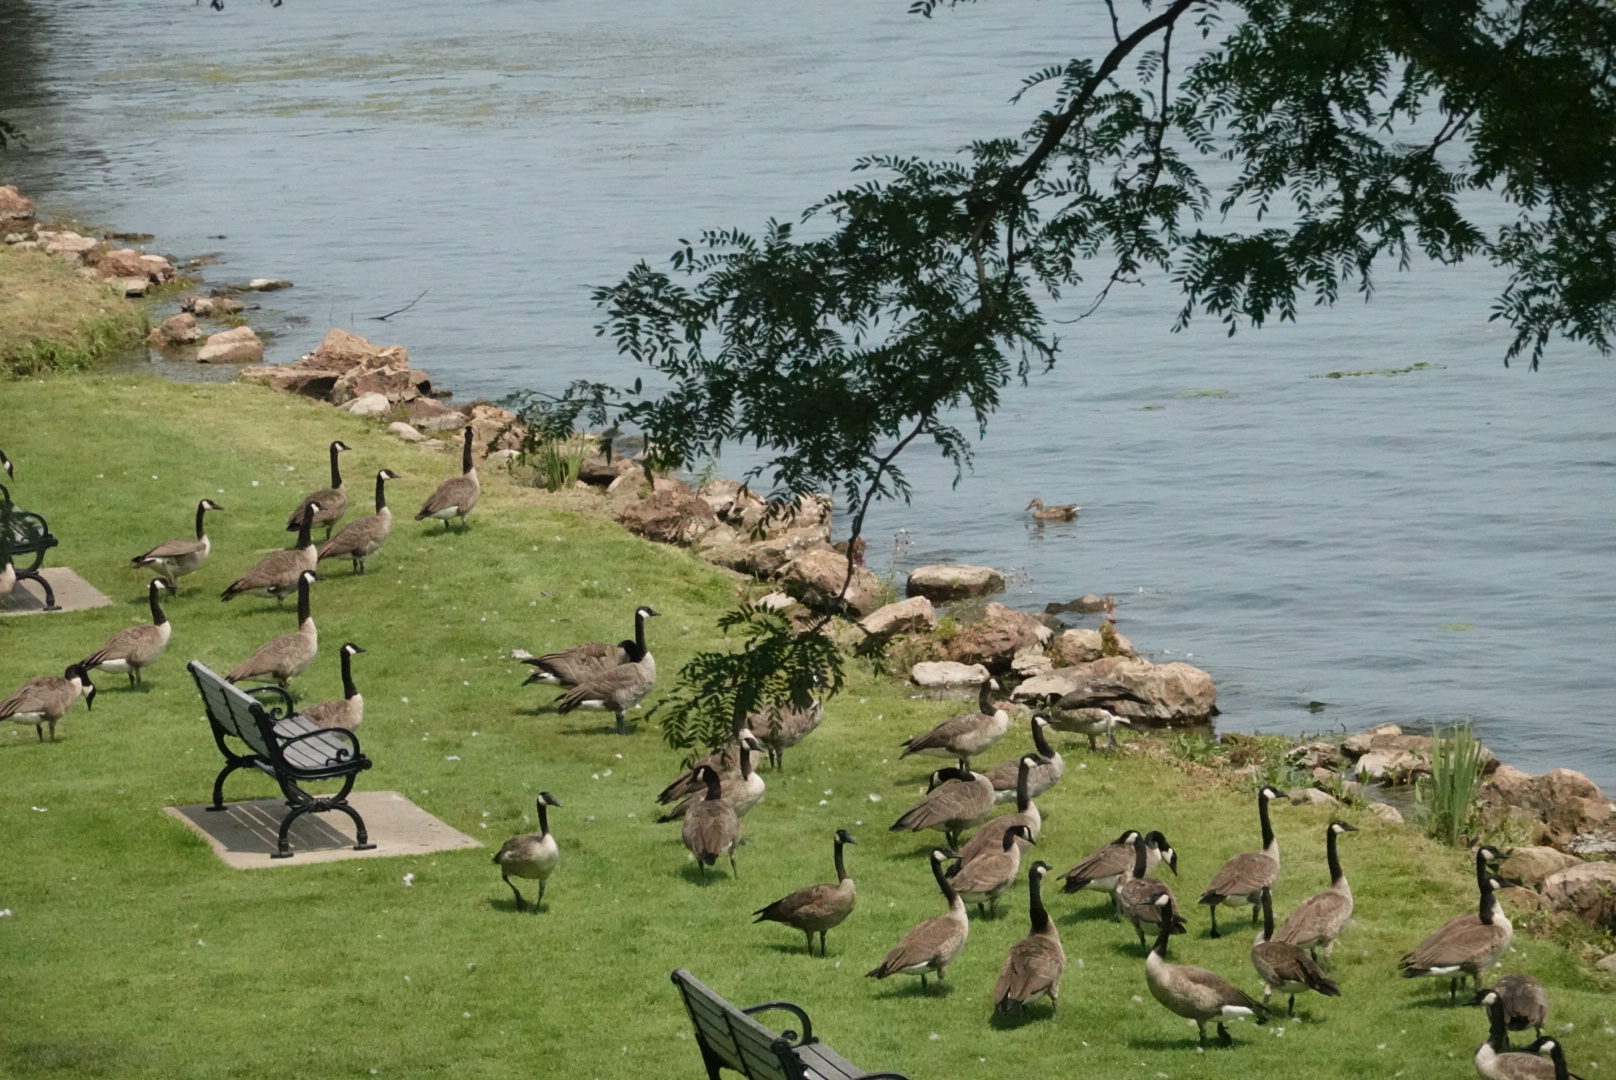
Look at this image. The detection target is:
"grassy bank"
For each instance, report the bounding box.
[1,376,1611,1080]
[0,244,147,378]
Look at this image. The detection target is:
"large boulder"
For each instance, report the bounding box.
[859,596,937,639]
[181,295,245,317]
[731,492,832,540]
[1541,862,1616,928]
[97,248,175,283]
[702,525,831,579]
[1048,626,1137,665]
[238,365,338,398]
[911,661,990,688]
[197,325,264,363]
[944,602,1052,674]
[0,185,35,221]
[40,230,99,263]
[1477,766,1616,849]
[148,312,200,348]
[466,404,525,453]
[298,328,410,375]
[579,453,639,487]
[777,546,882,616]
[409,396,465,431]
[1499,846,1582,889]
[906,563,1005,603]
[616,490,718,547]
[1011,655,1216,725]
[330,364,431,406]
[342,392,392,417]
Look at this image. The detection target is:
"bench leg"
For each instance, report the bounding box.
[326,799,378,851]
[206,762,246,811]
[16,569,57,611]
[272,802,312,858]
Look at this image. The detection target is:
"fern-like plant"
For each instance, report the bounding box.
[1417,723,1486,846]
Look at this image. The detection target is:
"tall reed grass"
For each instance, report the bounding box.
[1417,723,1486,846]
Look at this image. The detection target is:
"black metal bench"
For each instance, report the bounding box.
[671,969,909,1080]
[188,660,376,858]
[1,483,61,610]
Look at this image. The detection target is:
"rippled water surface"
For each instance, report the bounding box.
[4,0,1613,788]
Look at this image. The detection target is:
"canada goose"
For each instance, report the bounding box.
[1144,894,1269,1046]
[1049,679,1151,752]
[1399,846,1512,1002]
[0,547,13,598]
[286,440,352,539]
[301,642,365,729]
[899,678,1009,767]
[226,570,319,686]
[655,727,757,806]
[415,425,480,531]
[1251,885,1339,1016]
[1059,829,1177,917]
[953,754,1042,866]
[1119,831,1186,949]
[317,470,401,575]
[1533,1038,1587,1080]
[658,736,766,821]
[554,620,658,737]
[1199,785,1285,938]
[993,861,1064,1014]
[753,829,857,955]
[131,499,222,591]
[867,849,969,988]
[1025,498,1079,521]
[1474,992,1568,1080]
[751,697,824,770]
[81,578,174,685]
[1472,974,1551,1046]
[889,762,996,849]
[0,664,96,742]
[494,792,561,912]
[986,713,1063,802]
[221,502,321,604]
[520,606,656,688]
[950,823,1035,917]
[1274,819,1358,963]
[681,765,741,879]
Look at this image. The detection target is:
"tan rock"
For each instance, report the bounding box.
[906,563,1005,603]
[616,490,718,547]
[1500,846,1581,888]
[911,661,990,688]
[702,525,831,579]
[777,545,882,616]
[1011,647,1054,678]
[1058,655,1218,724]
[197,325,264,363]
[115,277,149,297]
[43,230,99,263]
[181,295,215,316]
[1343,723,1404,758]
[0,185,35,220]
[148,312,200,347]
[299,328,409,375]
[579,453,638,486]
[1366,801,1404,825]
[652,475,692,496]
[330,365,430,406]
[1597,952,1616,972]
[696,523,738,550]
[944,603,1052,674]
[1290,742,1346,771]
[98,248,174,282]
[1011,671,1081,701]
[387,421,426,443]
[1542,862,1616,927]
[247,278,293,291]
[408,396,463,430]
[1354,749,1424,784]
[1477,766,1616,849]
[238,365,337,398]
[342,392,392,416]
[755,591,796,611]
[1494,885,1543,913]
[859,596,937,639]
[1048,626,1138,665]
[1290,787,1340,807]
[731,492,831,539]
[1045,594,1107,615]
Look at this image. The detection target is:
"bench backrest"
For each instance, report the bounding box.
[672,969,791,1080]
[189,661,276,760]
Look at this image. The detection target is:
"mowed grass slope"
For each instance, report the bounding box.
[1,376,1611,1080]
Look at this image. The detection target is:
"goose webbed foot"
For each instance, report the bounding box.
[503,875,528,912]
[1217,1022,1233,1048]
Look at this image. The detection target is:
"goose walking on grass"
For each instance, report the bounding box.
[226,570,319,686]
[1250,885,1339,1016]
[1059,829,1163,915]
[520,605,656,689]
[1475,992,1577,1080]
[130,499,222,592]
[1144,894,1269,1047]
[993,861,1063,1015]
[1399,846,1512,1002]
[494,792,561,912]
[899,678,1008,768]
[1274,820,1358,964]
[1025,498,1079,521]
[658,736,765,820]
[553,612,658,736]
[953,754,1042,867]
[1199,785,1284,938]
[949,824,1035,918]
[867,849,969,989]
[317,470,401,575]
[753,829,857,956]
[889,762,995,849]
[681,765,740,879]
[416,425,479,532]
[751,697,824,771]
[300,642,365,729]
[286,440,352,540]
[985,713,1063,802]
[655,727,757,806]
[1473,975,1551,1047]
[0,665,95,742]
[221,502,320,605]
[1118,831,1184,951]
[81,578,174,686]
[1049,679,1151,753]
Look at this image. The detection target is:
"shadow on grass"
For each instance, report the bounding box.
[485,895,549,915]
[677,863,733,887]
[987,1001,1058,1030]
[868,978,953,1000]
[1056,898,1119,926]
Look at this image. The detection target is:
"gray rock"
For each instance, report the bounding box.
[859,596,937,638]
[1366,801,1404,824]
[911,661,990,688]
[1290,788,1341,807]
[1542,862,1616,928]
[1499,846,1582,888]
[343,392,391,416]
[906,563,1005,603]
[387,421,426,443]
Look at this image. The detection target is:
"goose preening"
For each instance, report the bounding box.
[221,502,320,604]
[494,792,561,911]
[81,578,174,685]
[655,727,757,806]
[415,425,480,531]
[1533,1038,1586,1080]
[301,642,365,729]
[226,570,319,686]
[899,678,1008,768]
[752,829,857,955]
[866,849,969,989]
[658,735,765,821]
[889,762,995,849]
[993,861,1064,1015]
[131,499,222,592]
[521,606,657,688]
[317,470,402,575]
[1118,831,1185,950]
[1060,829,1175,916]
[949,823,1036,917]
[681,765,741,879]
[1049,679,1151,752]
[553,611,658,736]
[1144,894,1268,1047]
[1250,885,1339,1016]
[953,754,1042,867]
[1399,846,1512,1002]
[1474,993,1573,1080]
[1199,785,1284,938]
[286,440,352,539]
[1473,974,1551,1047]
[1274,819,1358,964]
[1025,498,1079,521]
[0,664,96,742]
[751,697,824,770]
[986,713,1063,802]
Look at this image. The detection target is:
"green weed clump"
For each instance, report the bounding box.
[1417,723,1487,846]
[0,246,147,377]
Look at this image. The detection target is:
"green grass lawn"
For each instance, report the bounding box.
[1,375,1611,1079]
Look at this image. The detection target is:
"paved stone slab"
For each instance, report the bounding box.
[0,567,114,616]
[163,790,481,869]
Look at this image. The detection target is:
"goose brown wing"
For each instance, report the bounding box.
[890,778,990,833]
[1251,941,1339,995]
[753,881,851,927]
[956,812,1034,865]
[1200,852,1278,902]
[223,549,309,597]
[525,641,624,686]
[555,659,653,714]
[869,913,965,977]
[900,711,989,756]
[1179,964,1268,1011]
[318,513,387,559]
[1061,842,1131,890]
[681,799,738,864]
[1399,914,1509,972]
[0,677,65,719]
[289,487,345,530]
[84,624,162,667]
[416,475,479,519]
[133,537,204,564]
[227,628,315,683]
[994,933,1064,1008]
[754,701,823,747]
[657,746,741,804]
[1120,877,1181,924]
[1274,890,1351,947]
[300,698,357,729]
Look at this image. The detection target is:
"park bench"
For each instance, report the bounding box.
[1,483,60,610]
[188,660,376,859]
[670,969,910,1080]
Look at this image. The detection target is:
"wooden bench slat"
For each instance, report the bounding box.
[797,1044,867,1080]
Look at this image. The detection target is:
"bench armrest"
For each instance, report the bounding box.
[741,1001,812,1047]
[278,726,363,763]
[244,684,295,721]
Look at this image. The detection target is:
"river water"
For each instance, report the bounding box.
[4,0,1613,789]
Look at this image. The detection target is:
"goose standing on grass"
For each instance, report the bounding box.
[752,829,857,955]
[889,762,995,849]
[0,664,95,742]
[993,861,1064,1015]
[1025,498,1079,521]
[986,713,1063,802]
[494,792,561,912]
[954,755,1042,866]
[520,605,656,688]
[1274,820,1358,964]
[949,824,1036,917]
[655,728,757,806]
[1144,894,1269,1047]
[318,470,401,575]
[1250,885,1339,1016]
[752,697,824,770]
[1399,846,1512,1002]
[131,499,222,592]
[227,570,319,686]
[867,849,969,989]
[899,678,1009,768]
[681,765,741,879]
[1475,991,1567,1080]
[1199,785,1285,938]
[1474,974,1551,1046]
[415,425,479,532]
[81,578,174,686]
[1049,679,1151,752]
[286,440,352,540]
[1060,829,1148,914]
[1118,831,1185,950]
[658,735,766,820]
[554,611,659,736]
[300,643,365,729]
[221,502,320,604]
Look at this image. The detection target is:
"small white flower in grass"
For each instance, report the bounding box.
[855,820,863,826]
[1131,995,1143,1003]
[0,909,11,917]
[401,696,409,704]
[151,475,159,480]
[1274,1027,1285,1037]
[402,873,415,886]
[467,963,476,970]
[31,806,46,812]
[472,732,479,737]
[462,680,469,686]
[197,940,205,946]
[479,823,487,828]
[1076,958,1084,969]
[404,975,411,981]
[1378,1044,1387,1051]
[446,755,460,761]
[251,480,259,487]
[615,754,623,759]
[627,813,635,819]
[867,793,881,803]
[463,1012,471,1019]
[592,774,600,780]
[585,815,595,821]
[928,1033,939,1041]
[818,800,828,806]
[1562,1023,1577,1033]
